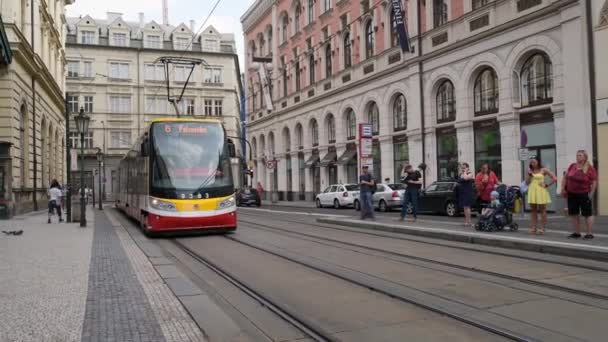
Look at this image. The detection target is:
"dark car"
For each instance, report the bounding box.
[404,181,480,217]
[236,188,261,207]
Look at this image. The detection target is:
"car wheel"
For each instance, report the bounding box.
[333,199,340,209]
[316,199,322,208]
[445,201,457,217]
[354,200,360,211]
[379,200,388,212]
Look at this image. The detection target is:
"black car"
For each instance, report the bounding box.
[405,181,480,217]
[236,188,261,207]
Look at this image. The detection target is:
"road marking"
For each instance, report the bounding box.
[238,207,350,218]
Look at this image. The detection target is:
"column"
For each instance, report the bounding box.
[379,137,393,182]
[290,152,301,198]
[319,147,329,189]
[553,106,568,211]
[304,151,313,201]
[336,144,347,184]
[422,129,436,185]
[277,155,287,200]
[498,113,521,186]
[456,121,474,169]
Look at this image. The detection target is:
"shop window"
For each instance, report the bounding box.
[521,53,553,107]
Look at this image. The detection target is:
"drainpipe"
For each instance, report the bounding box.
[417,0,426,187]
[31,0,38,211]
[584,0,598,213]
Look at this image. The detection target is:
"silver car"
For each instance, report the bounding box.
[353,183,406,212]
[315,184,360,209]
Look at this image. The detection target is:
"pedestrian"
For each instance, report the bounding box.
[562,150,597,239]
[458,162,476,227]
[47,179,63,224]
[256,182,265,201]
[359,165,375,220]
[399,164,422,222]
[475,163,501,206]
[526,158,557,235]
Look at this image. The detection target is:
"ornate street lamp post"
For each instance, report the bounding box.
[96,148,104,210]
[74,108,90,227]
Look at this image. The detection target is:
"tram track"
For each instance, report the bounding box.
[237,217,608,303]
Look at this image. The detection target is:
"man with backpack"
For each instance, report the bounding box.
[399,164,422,222]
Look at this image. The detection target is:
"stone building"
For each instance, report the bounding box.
[0,0,73,215]
[65,12,243,201]
[242,0,597,211]
[594,0,607,215]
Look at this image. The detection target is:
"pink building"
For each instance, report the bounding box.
[241,0,596,211]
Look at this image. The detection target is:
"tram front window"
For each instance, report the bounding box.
[150,122,233,199]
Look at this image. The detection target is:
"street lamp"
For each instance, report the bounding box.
[74,108,90,227]
[96,148,104,210]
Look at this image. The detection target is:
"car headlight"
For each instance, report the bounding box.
[217,196,236,210]
[149,197,177,212]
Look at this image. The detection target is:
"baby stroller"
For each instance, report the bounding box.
[475,184,519,232]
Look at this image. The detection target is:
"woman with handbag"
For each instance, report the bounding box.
[458,163,475,228]
[526,158,557,235]
[562,150,597,239]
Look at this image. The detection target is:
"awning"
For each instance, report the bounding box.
[337,149,357,165]
[303,154,320,168]
[0,15,13,65]
[318,151,337,167]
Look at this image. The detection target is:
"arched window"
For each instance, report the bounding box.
[281,15,288,42]
[521,53,553,107]
[367,102,379,135]
[343,33,352,68]
[282,58,288,97]
[390,8,399,48]
[393,94,407,131]
[268,132,276,156]
[311,119,319,146]
[436,80,456,123]
[325,44,332,78]
[326,115,336,143]
[295,4,301,32]
[283,128,291,152]
[252,137,258,159]
[474,68,499,115]
[346,109,356,140]
[20,104,27,187]
[433,0,448,27]
[296,124,303,149]
[308,0,314,24]
[365,21,374,59]
[309,53,315,85]
[267,28,272,55]
[295,60,301,91]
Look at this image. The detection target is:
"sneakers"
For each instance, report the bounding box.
[584,234,594,240]
[568,232,581,238]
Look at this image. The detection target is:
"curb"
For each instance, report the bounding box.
[316,218,608,262]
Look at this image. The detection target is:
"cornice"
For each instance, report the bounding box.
[241,0,276,33]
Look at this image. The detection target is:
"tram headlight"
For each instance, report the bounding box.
[149,197,177,212]
[217,196,236,210]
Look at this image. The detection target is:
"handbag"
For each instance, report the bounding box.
[519,180,528,194]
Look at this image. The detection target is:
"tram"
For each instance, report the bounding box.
[116,118,237,234]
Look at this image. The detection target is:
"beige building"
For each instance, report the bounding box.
[594,1,608,215]
[65,13,243,200]
[0,0,73,215]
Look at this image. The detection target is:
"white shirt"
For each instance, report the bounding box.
[49,188,62,201]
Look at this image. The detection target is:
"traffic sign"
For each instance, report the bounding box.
[518,148,529,161]
[265,160,276,170]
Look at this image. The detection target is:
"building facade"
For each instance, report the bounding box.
[65,13,243,201]
[594,0,607,215]
[0,0,73,215]
[242,0,596,210]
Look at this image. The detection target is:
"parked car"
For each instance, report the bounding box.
[403,181,480,217]
[236,188,261,207]
[352,183,407,212]
[315,184,359,209]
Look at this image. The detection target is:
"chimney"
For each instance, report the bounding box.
[190,20,195,32]
[139,13,145,28]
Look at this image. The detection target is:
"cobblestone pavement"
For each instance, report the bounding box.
[0,210,94,342]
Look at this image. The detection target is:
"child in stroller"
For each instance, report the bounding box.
[476,188,520,232]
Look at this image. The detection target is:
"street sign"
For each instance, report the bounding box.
[518,148,529,161]
[265,160,276,170]
[70,150,78,171]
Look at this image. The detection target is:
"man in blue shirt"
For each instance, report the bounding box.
[359,165,375,220]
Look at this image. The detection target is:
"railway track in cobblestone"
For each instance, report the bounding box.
[237,217,608,303]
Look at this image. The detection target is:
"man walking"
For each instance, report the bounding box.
[399,164,422,222]
[359,165,375,220]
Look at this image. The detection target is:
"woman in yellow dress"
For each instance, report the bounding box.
[526,158,557,235]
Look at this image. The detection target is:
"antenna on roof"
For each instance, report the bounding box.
[162,0,169,26]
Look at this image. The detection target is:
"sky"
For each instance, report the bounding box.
[66,0,255,70]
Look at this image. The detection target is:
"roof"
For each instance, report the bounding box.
[150,118,223,123]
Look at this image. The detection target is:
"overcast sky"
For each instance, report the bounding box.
[66,0,254,70]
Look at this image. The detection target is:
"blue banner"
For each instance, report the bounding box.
[391,0,412,53]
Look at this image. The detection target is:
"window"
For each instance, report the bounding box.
[324,0,331,12]
[111,33,127,47]
[517,0,542,12]
[436,80,456,122]
[433,0,448,27]
[346,109,356,140]
[343,33,352,68]
[83,61,93,78]
[174,37,190,50]
[393,94,407,131]
[203,67,223,83]
[110,96,131,113]
[365,21,374,59]
[69,132,93,149]
[327,115,336,143]
[368,102,379,135]
[80,31,95,44]
[109,62,129,79]
[473,0,489,10]
[311,120,319,146]
[296,124,303,148]
[204,99,213,116]
[390,8,399,48]
[309,54,315,85]
[281,16,288,42]
[474,68,499,115]
[203,39,219,52]
[110,131,131,148]
[67,95,79,113]
[145,35,161,48]
[145,64,165,81]
[282,58,288,96]
[521,53,553,107]
[213,68,223,83]
[83,96,93,113]
[295,5,301,32]
[175,65,193,82]
[146,97,166,114]
[393,140,409,181]
[295,61,301,91]
[67,61,79,78]
[214,100,223,116]
[180,98,195,115]
[267,29,273,54]
[308,0,314,24]
[325,45,332,78]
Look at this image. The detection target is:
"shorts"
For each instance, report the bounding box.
[567,193,592,217]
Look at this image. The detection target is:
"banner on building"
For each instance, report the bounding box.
[391,0,412,53]
[359,123,374,172]
[70,150,78,171]
[258,64,274,112]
